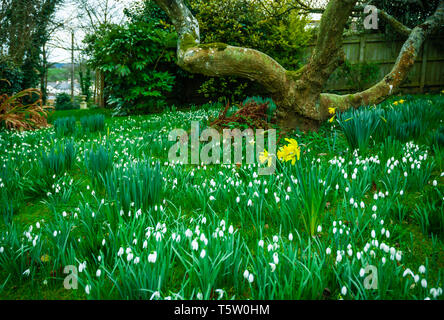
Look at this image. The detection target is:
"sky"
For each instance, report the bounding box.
[48,0,133,63]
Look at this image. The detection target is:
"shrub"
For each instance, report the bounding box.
[84,20,176,115]
[81,114,105,132]
[55,93,76,111]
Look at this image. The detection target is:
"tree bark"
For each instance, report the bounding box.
[154,0,444,131]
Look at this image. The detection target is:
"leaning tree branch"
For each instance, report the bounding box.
[319,0,444,121]
[153,0,289,94]
[377,9,412,37]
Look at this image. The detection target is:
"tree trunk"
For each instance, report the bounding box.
[154,0,444,131]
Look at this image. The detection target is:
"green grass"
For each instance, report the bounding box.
[0,94,443,300]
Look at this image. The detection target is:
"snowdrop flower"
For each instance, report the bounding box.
[403,268,414,278]
[336,253,342,263]
[341,286,347,296]
[267,244,273,252]
[85,284,91,295]
[273,252,279,265]
[248,273,254,283]
[127,252,134,262]
[23,269,30,276]
[236,196,240,203]
[382,257,386,265]
[96,269,101,277]
[209,195,216,201]
[228,225,234,234]
[385,230,390,238]
[79,261,86,272]
[395,251,402,261]
[273,235,279,243]
[359,268,365,277]
[215,289,224,299]
[118,247,124,257]
[356,252,361,260]
[148,251,157,263]
[243,270,250,279]
[400,190,404,196]
[150,291,161,300]
[191,239,198,251]
[288,233,293,241]
[326,247,331,255]
[0,247,4,253]
[247,199,253,206]
[185,229,192,238]
[371,230,376,238]
[421,279,427,288]
[432,180,437,186]
[258,240,264,248]
[317,225,322,233]
[269,263,276,272]
[200,249,206,259]
[134,257,140,264]
[419,265,426,274]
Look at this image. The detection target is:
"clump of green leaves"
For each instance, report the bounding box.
[337,107,382,154]
[84,143,113,181]
[54,116,76,136]
[103,161,162,212]
[81,114,105,133]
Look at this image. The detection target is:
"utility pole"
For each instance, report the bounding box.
[71,30,75,101]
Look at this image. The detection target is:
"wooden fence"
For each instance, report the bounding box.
[303,34,444,93]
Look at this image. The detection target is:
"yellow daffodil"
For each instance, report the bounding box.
[328,115,336,123]
[399,99,405,104]
[277,138,301,165]
[259,149,273,167]
[285,138,301,161]
[393,101,399,106]
[328,107,336,115]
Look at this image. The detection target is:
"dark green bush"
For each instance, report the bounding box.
[55,93,76,111]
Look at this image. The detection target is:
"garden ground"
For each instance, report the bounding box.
[0,94,443,300]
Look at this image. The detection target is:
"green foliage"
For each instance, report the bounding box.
[84,19,176,115]
[54,116,76,136]
[337,107,382,154]
[84,144,113,182]
[40,140,77,176]
[0,57,23,94]
[80,114,105,133]
[335,61,380,92]
[79,67,92,101]
[55,93,75,111]
[103,160,162,212]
